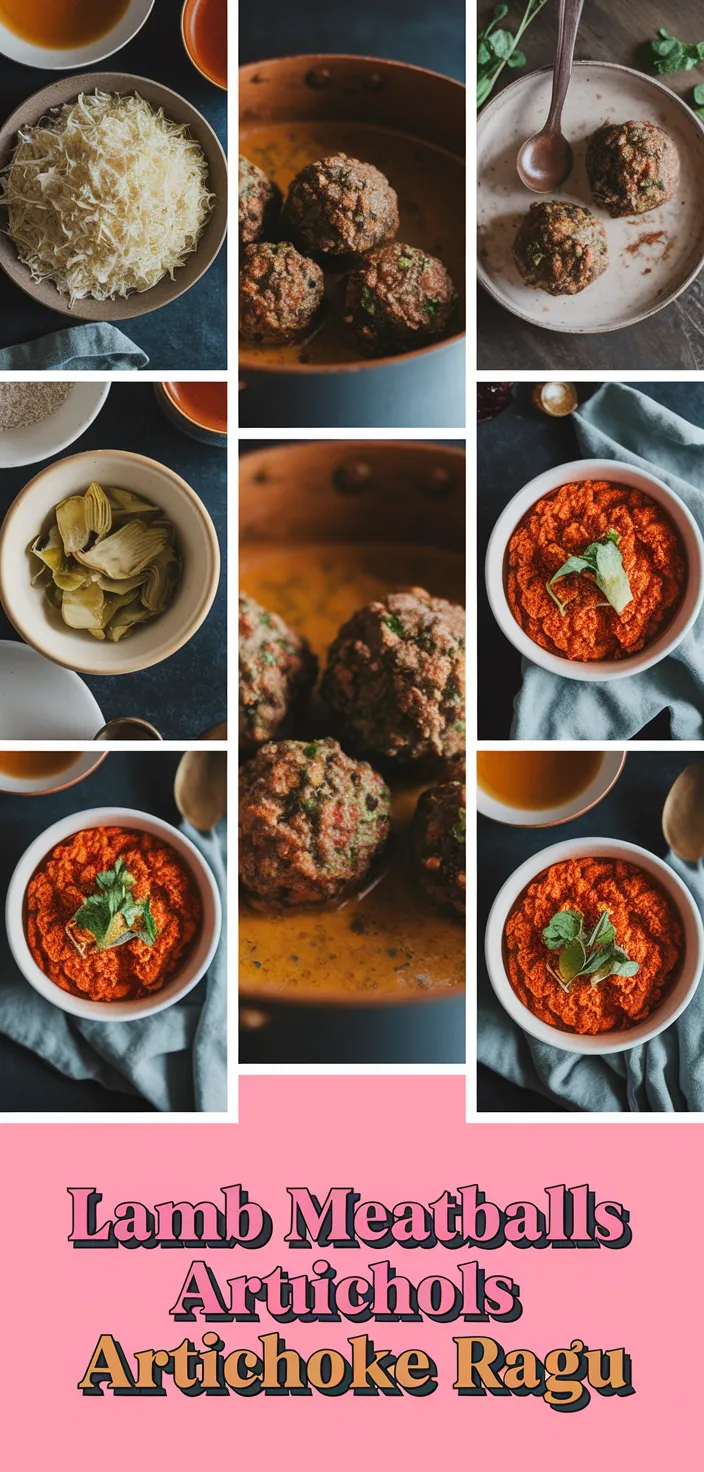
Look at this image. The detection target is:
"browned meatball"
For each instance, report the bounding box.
[239,594,318,753]
[322,588,466,761]
[586,121,680,217]
[343,243,457,356]
[513,202,608,296]
[239,242,324,344]
[411,779,466,916]
[284,153,399,256]
[239,156,281,243]
[239,738,391,908]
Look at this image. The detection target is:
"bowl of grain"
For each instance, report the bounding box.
[0,382,110,468]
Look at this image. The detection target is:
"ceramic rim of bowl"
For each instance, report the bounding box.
[0,750,108,797]
[181,0,227,91]
[476,751,627,828]
[0,1,155,70]
[161,382,227,436]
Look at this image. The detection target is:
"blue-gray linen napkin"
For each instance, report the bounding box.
[0,324,148,372]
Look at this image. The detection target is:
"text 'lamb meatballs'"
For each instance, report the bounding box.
[239,594,318,753]
[239,242,324,343]
[239,738,391,908]
[343,243,458,356]
[284,153,399,256]
[513,201,608,296]
[586,120,680,217]
[411,779,466,916]
[238,156,281,243]
[322,588,466,762]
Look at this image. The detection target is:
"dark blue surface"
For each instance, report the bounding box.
[240,0,466,82]
[0,750,183,1112]
[0,0,227,369]
[0,382,227,738]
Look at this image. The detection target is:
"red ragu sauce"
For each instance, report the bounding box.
[182,0,227,89]
[165,381,227,434]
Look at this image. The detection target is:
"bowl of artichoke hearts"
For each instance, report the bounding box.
[0,449,220,675]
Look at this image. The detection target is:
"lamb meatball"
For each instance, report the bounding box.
[239,242,324,343]
[411,779,466,916]
[284,153,399,256]
[513,202,608,296]
[343,243,457,356]
[239,156,281,243]
[586,120,680,217]
[239,594,318,753]
[322,588,465,762]
[239,738,391,908]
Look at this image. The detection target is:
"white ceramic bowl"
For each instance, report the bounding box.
[485,836,704,1055]
[0,749,106,795]
[0,641,104,738]
[6,805,222,1021]
[0,0,154,69]
[0,382,110,468]
[477,751,626,827]
[0,448,221,676]
[485,457,704,682]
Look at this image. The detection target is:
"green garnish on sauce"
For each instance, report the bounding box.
[542,907,639,994]
[545,529,633,617]
[69,856,158,952]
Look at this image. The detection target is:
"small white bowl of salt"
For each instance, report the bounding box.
[0,381,110,468]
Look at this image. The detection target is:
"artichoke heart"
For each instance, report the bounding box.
[74,520,171,580]
[107,487,160,519]
[84,482,112,538]
[60,582,109,631]
[31,525,66,579]
[142,547,182,613]
[106,599,157,642]
[55,494,92,555]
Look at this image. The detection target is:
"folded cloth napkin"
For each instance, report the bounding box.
[0,821,226,1113]
[0,324,148,372]
[512,383,704,740]
[479,850,704,1113]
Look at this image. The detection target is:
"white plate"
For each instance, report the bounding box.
[0,0,154,70]
[0,382,110,468]
[477,62,704,333]
[0,640,103,738]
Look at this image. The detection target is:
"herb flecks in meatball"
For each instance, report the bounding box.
[284,153,399,256]
[239,242,324,344]
[343,243,458,356]
[239,594,318,753]
[238,156,281,244]
[322,588,466,762]
[513,201,608,296]
[586,120,680,218]
[411,779,466,916]
[239,738,391,909]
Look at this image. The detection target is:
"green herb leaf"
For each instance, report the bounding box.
[542,909,583,949]
[546,530,633,617]
[70,858,159,952]
[694,83,704,104]
[542,903,639,991]
[559,938,587,983]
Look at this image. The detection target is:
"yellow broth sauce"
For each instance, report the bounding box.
[239,543,466,1002]
[239,121,465,366]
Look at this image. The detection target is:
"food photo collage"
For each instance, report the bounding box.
[2,0,704,1121]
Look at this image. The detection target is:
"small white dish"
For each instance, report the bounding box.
[0,382,110,468]
[0,448,221,677]
[0,749,106,795]
[6,805,222,1022]
[477,751,626,826]
[485,835,704,1055]
[485,457,704,683]
[0,640,104,738]
[0,0,155,70]
[478,61,704,334]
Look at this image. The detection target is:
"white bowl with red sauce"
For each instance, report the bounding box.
[6,806,222,1022]
[485,457,704,682]
[485,835,704,1055]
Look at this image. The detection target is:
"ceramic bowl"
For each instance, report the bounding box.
[0,749,106,796]
[154,382,227,449]
[0,71,227,322]
[181,0,227,90]
[0,641,104,738]
[477,750,626,827]
[485,457,704,683]
[0,448,220,676]
[6,805,222,1021]
[0,0,154,69]
[485,835,704,1056]
[0,382,110,469]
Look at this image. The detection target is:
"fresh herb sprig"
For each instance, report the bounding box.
[545,529,633,618]
[542,907,639,993]
[71,856,158,951]
[477,1,549,109]
[648,28,704,76]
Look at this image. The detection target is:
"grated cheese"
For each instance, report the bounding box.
[0,91,215,306]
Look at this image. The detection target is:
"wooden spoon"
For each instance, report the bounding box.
[174,723,227,831]
[662,763,704,861]
[517,0,584,192]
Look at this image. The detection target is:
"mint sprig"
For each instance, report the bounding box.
[542,907,639,994]
[477,1,549,109]
[545,529,634,618]
[71,857,158,951]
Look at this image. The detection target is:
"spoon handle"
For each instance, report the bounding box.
[546,0,585,132]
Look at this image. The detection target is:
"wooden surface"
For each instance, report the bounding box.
[477,0,704,369]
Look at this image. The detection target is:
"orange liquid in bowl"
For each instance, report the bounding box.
[165,381,227,434]
[182,0,227,88]
[0,0,129,46]
[477,751,604,810]
[0,751,76,779]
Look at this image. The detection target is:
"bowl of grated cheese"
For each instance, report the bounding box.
[0,72,228,322]
[0,381,110,468]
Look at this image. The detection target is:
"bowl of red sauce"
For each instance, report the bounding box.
[6,806,222,1021]
[485,835,704,1055]
[156,380,227,448]
[485,457,704,681]
[181,0,227,90]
